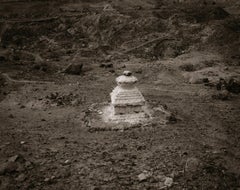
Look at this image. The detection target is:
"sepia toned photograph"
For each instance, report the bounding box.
[0,0,239,189]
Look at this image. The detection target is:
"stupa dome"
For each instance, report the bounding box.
[116,71,138,88]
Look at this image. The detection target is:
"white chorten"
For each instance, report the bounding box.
[109,71,147,123]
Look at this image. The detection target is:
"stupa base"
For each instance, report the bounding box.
[82,102,174,131]
[102,105,150,124]
[110,112,147,124]
[113,105,144,115]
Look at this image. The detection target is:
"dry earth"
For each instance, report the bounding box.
[0,0,240,189]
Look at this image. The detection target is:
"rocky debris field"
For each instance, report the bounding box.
[0,0,240,189]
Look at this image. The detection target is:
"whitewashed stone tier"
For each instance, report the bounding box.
[110,71,146,115]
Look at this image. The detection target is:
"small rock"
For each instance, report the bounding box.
[71,99,81,106]
[20,105,26,109]
[116,64,126,69]
[138,170,152,182]
[135,69,143,74]
[25,161,32,168]
[58,23,66,31]
[189,75,205,84]
[226,78,240,94]
[20,141,26,145]
[49,147,59,153]
[97,110,103,115]
[51,175,56,180]
[64,160,71,165]
[224,67,228,71]
[156,174,166,181]
[8,114,14,118]
[166,113,177,124]
[164,177,173,187]
[8,155,19,162]
[185,157,201,173]
[103,4,115,12]
[15,173,26,182]
[62,63,83,75]
[67,28,76,36]
[104,55,113,62]
[99,62,113,68]
[44,177,50,182]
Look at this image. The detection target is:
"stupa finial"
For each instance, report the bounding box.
[123,70,132,76]
[116,71,138,88]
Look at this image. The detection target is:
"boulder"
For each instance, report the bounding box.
[62,63,83,75]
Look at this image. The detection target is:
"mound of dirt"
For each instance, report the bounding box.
[184,6,230,23]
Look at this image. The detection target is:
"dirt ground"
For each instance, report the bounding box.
[0,0,240,189]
